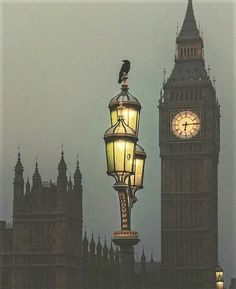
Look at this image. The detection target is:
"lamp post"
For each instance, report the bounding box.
[104,73,146,289]
[215,265,224,289]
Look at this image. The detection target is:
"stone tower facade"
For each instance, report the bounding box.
[1,151,83,289]
[159,1,220,288]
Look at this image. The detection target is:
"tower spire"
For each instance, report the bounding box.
[74,156,82,192]
[14,151,23,176]
[177,0,200,41]
[174,0,204,62]
[32,158,42,191]
[57,149,67,186]
[13,151,24,199]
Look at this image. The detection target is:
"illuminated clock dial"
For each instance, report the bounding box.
[171,110,201,139]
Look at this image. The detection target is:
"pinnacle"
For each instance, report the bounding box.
[58,149,67,172]
[14,151,24,173]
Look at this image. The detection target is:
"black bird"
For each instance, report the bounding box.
[118,60,131,84]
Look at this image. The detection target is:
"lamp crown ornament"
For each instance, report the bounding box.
[121,72,129,88]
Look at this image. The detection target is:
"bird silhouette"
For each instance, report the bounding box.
[118,60,130,84]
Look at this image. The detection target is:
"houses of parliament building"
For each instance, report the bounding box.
[0,0,235,289]
[0,151,160,289]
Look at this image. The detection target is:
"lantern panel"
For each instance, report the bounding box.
[126,154,145,190]
[106,141,114,173]
[110,107,139,135]
[134,158,144,188]
[216,272,224,280]
[127,108,138,133]
[124,141,135,173]
[111,110,117,127]
[114,140,126,172]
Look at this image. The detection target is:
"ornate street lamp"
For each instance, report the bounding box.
[216,265,224,289]
[104,102,138,231]
[104,72,146,289]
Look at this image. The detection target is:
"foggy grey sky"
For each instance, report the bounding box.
[1,0,235,284]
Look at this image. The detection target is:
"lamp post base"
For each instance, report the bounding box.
[113,231,140,289]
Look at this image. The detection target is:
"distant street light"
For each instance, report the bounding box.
[104,72,146,289]
[216,264,224,289]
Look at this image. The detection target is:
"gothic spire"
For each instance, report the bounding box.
[89,232,96,256]
[172,0,205,65]
[32,159,42,190]
[82,230,89,256]
[58,150,67,174]
[177,0,200,41]
[13,151,24,199]
[14,152,23,176]
[57,150,67,187]
[141,247,146,263]
[74,156,82,191]
[97,235,102,257]
[103,236,109,261]
[74,157,82,181]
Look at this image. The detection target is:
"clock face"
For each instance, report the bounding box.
[171,110,201,139]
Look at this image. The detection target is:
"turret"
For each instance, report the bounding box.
[13,152,24,199]
[32,160,42,192]
[89,232,96,257]
[73,158,82,193]
[57,150,67,188]
[83,230,89,258]
[103,238,109,263]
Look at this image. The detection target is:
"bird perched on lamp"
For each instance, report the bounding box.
[118,60,130,83]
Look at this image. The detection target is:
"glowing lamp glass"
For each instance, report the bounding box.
[110,106,140,135]
[104,119,137,183]
[126,144,146,192]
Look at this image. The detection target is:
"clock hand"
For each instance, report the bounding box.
[183,121,188,131]
[182,122,200,126]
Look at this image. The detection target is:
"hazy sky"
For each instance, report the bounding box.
[1,0,235,285]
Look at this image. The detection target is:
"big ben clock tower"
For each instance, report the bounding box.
[159,1,220,289]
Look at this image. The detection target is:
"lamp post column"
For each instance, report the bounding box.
[112,182,140,289]
[104,70,146,289]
